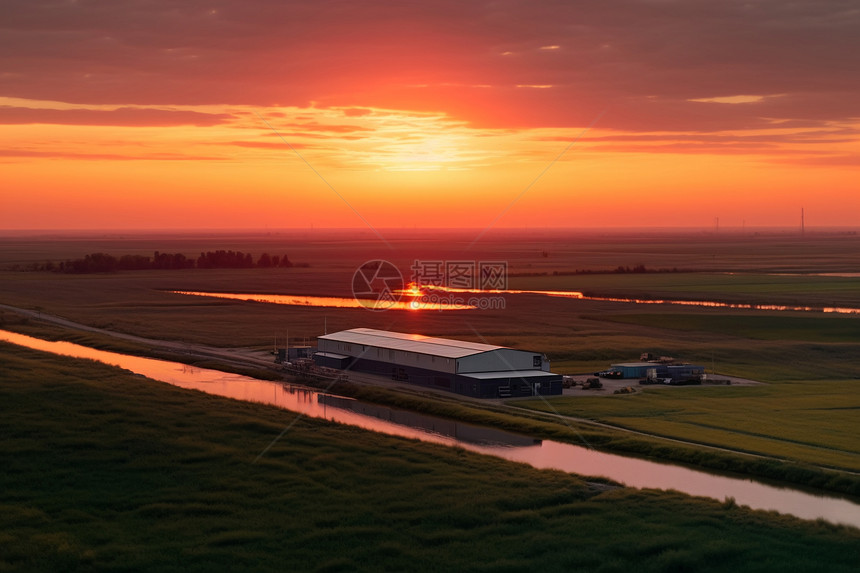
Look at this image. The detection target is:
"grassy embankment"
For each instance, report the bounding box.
[303,378,860,496]
[2,342,859,572]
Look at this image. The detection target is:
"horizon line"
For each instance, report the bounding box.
[1,225,857,236]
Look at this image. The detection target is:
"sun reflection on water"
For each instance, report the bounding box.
[171,287,860,315]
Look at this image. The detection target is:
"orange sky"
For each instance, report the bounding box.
[1,1,858,230]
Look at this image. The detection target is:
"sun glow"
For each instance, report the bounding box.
[399,282,426,297]
[3,96,859,229]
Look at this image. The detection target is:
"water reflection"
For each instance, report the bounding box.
[171,288,860,315]
[2,329,858,528]
[172,290,475,311]
[427,286,860,315]
[318,394,541,447]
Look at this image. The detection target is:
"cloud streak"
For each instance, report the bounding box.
[1,0,858,133]
[0,106,233,126]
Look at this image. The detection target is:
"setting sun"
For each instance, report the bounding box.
[1,1,858,232]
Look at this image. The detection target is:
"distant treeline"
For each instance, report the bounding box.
[509,266,687,277]
[24,250,303,273]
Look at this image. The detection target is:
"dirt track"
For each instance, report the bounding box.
[0,303,279,372]
[559,372,763,397]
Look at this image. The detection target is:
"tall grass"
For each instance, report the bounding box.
[1,343,858,572]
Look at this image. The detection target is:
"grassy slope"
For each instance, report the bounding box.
[1,343,859,573]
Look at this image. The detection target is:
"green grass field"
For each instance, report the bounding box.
[512,380,860,472]
[514,272,860,308]
[592,313,860,343]
[2,343,858,572]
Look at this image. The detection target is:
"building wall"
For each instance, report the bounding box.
[457,349,547,373]
[454,375,562,398]
[611,363,706,381]
[314,353,352,369]
[288,346,315,360]
[611,363,654,379]
[348,357,455,391]
[317,338,457,373]
[666,365,705,381]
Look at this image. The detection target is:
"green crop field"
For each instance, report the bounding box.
[512,380,860,472]
[513,272,860,307]
[592,313,860,343]
[1,343,858,572]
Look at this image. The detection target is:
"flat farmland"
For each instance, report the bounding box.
[514,272,860,308]
[1,230,858,483]
[512,380,860,472]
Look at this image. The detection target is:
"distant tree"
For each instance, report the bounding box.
[49,249,298,273]
[196,249,256,269]
[118,254,152,270]
[63,253,118,273]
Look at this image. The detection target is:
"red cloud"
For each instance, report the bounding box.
[1,1,858,133]
[0,106,233,127]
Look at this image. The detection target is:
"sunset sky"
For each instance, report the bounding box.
[2,1,858,230]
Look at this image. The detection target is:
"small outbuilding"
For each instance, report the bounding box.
[607,362,706,383]
[609,362,656,379]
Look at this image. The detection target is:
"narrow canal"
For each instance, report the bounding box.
[2,329,857,528]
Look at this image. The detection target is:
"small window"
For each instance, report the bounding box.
[533,355,542,368]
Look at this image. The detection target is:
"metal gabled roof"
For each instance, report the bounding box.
[318,328,502,359]
[459,370,560,380]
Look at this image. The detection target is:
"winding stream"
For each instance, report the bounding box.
[2,329,858,528]
[172,288,860,314]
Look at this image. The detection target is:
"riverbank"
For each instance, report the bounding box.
[2,304,858,497]
[2,342,858,572]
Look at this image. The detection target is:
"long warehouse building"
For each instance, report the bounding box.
[315,328,562,398]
